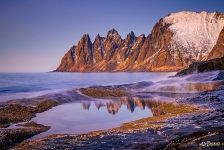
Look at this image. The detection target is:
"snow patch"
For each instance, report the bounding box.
[164,11,224,60]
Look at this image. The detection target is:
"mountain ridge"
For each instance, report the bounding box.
[55,11,224,72]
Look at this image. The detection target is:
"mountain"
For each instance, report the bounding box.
[207,26,224,60]
[176,56,224,76]
[55,11,224,72]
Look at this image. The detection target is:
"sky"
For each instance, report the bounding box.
[0,0,224,72]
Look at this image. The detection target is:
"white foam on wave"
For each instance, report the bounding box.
[138,71,222,93]
[0,72,175,102]
[0,88,72,102]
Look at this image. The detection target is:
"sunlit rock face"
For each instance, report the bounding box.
[176,57,224,76]
[208,27,224,60]
[56,46,75,72]
[55,11,224,72]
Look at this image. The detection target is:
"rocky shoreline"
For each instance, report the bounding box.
[0,71,224,149]
[0,99,58,149]
[12,88,224,150]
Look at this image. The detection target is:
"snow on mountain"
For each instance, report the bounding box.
[164,11,224,60]
[56,11,224,72]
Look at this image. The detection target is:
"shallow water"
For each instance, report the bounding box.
[3,71,220,140]
[31,99,153,139]
[0,72,173,139]
[0,72,175,102]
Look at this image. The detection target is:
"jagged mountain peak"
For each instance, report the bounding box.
[56,11,224,72]
[127,31,135,36]
[96,33,101,38]
[107,28,121,39]
[78,33,92,51]
[138,34,145,38]
[94,34,102,42]
[108,28,119,34]
[80,33,91,41]
[123,31,136,48]
[126,31,135,39]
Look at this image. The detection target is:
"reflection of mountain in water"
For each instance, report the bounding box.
[82,102,91,110]
[81,97,167,115]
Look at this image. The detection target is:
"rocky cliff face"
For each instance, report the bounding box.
[207,27,224,60]
[56,11,224,72]
[176,57,224,76]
